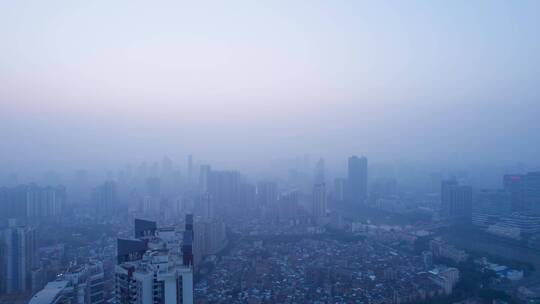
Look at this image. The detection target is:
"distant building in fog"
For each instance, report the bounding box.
[207,170,240,206]
[145,177,161,198]
[0,220,37,294]
[471,189,511,229]
[347,156,368,204]
[333,178,346,202]
[238,183,256,209]
[92,181,117,215]
[187,155,194,186]
[257,181,277,207]
[194,218,227,265]
[312,183,327,219]
[504,172,540,214]
[200,192,214,220]
[277,190,299,221]
[0,184,66,220]
[314,158,325,184]
[198,165,211,193]
[440,179,472,222]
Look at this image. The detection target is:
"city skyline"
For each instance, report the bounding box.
[1,2,540,303]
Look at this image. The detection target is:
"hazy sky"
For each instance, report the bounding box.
[1,0,539,173]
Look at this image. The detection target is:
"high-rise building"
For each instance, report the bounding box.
[199,193,214,220]
[39,260,106,304]
[314,158,325,185]
[26,185,67,218]
[486,213,540,239]
[523,172,540,214]
[114,215,194,304]
[257,181,277,207]
[29,281,70,304]
[347,156,368,204]
[312,183,327,219]
[207,170,240,206]
[161,156,174,177]
[198,165,211,194]
[504,172,540,214]
[428,267,460,295]
[333,178,346,202]
[238,183,256,210]
[187,155,193,186]
[193,218,226,265]
[92,181,117,215]
[1,220,37,294]
[440,179,472,221]
[0,185,66,220]
[422,251,433,270]
[441,179,458,217]
[471,189,511,228]
[277,190,299,221]
[504,174,525,211]
[134,218,157,239]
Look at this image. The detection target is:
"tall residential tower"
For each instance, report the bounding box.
[347,156,368,204]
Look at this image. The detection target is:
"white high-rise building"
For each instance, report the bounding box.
[28,281,70,304]
[62,260,105,304]
[115,248,193,304]
[114,215,194,304]
[31,260,105,304]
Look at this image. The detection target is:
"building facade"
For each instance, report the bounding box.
[347,156,368,204]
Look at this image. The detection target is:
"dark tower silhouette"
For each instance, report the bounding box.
[182,214,194,267]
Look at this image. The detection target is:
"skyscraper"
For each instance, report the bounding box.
[312,183,327,219]
[314,158,325,184]
[198,165,211,194]
[199,192,214,220]
[26,185,66,218]
[257,181,277,207]
[208,170,240,211]
[277,190,299,221]
[238,183,256,210]
[333,178,346,202]
[58,260,105,304]
[0,185,66,220]
[504,172,540,214]
[187,155,193,186]
[471,189,511,228]
[1,220,37,294]
[29,281,70,304]
[92,181,117,215]
[441,179,472,221]
[207,170,240,207]
[347,156,368,204]
[30,260,105,304]
[504,174,524,211]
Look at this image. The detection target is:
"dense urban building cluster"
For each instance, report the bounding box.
[1,154,540,304]
[195,236,459,303]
